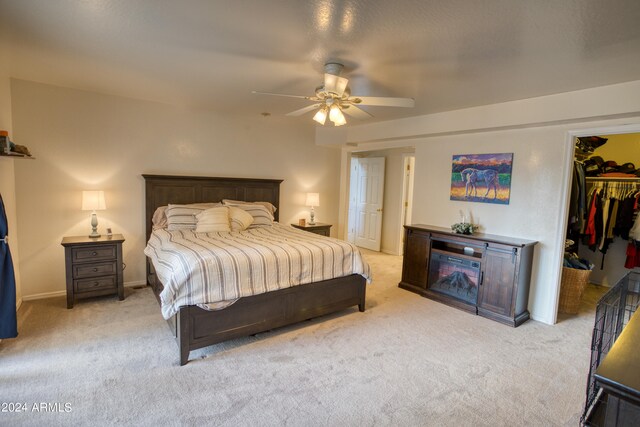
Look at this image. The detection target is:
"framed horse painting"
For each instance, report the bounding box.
[450,153,513,205]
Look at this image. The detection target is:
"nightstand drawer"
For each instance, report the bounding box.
[72,245,116,263]
[75,276,116,292]
[73,261,117,279]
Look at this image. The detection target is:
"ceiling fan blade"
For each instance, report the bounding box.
[252,90,313,100]
[285,104,322,117]
[349,96,415,108]
[324,74,349,97]
[341,105,373,120]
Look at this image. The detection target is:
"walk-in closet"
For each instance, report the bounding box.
[567,133,640,287]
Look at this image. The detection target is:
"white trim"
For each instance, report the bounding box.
[338,148,352,241]
[21,280,147,301]
[397,154,415,256]
[553,123,640,324]
[22,290,66,301]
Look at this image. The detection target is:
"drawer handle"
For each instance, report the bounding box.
[92,251,98,256]
[93,282,99,287]
[93,268,98,272]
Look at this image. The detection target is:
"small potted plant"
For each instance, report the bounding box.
[451,222,478,235]
[451,211,478,235]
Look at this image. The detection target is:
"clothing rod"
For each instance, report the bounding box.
[585,177,640,183]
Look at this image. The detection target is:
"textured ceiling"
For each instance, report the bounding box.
[2,0,640,124]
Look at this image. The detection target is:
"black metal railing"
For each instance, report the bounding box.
[581,272,640,426]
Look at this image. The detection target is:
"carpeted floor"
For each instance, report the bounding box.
[1,249,605,426]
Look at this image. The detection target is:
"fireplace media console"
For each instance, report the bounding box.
[399,225,537,327]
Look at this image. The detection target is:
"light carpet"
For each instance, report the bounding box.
[0,249,605,426]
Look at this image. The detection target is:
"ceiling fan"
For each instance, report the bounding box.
[252,62,415,126]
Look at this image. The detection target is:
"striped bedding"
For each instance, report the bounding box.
[144,223,371,319]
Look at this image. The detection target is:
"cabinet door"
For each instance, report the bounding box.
[401,229,430,288]
[478,247,517,317]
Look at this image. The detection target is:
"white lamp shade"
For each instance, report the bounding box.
[82,190,106,211]
[305,192,320,207]
[313,107,328,125]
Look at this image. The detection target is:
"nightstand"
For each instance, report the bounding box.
[61,234,125,309]
[291,222,332,237]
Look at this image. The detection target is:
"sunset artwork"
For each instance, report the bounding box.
[450,153,513,205]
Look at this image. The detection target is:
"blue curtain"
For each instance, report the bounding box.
[0,193,18,339]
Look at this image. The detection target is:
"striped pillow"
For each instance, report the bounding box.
[228,206,254,231]
[222,199,277,215]
[166,203,222,230]
[233,204,274,228]
[195,207,230,233]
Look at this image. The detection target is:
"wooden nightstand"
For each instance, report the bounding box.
[291,222,332,237]
[61,234,125,309]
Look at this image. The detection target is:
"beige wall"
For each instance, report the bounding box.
[11,79,341,299]
[0,37,22,307]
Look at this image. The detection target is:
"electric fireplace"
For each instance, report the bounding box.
[427,252,481,306]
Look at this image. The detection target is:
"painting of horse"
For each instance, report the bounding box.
[450,153,513,205]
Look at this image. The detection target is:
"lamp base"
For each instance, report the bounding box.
[309,206,316,225]
[89,212,100,238]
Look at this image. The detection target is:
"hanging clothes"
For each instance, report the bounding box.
[582,179,640,270]
[583,189,599,246]
[0,193,18,339]
[614,196,636,239]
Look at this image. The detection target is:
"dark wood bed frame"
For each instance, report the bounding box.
[143,174,366,365]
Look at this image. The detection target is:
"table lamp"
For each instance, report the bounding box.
[305,192,319,225]
[82,190,106,238]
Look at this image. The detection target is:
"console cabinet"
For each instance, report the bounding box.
[399,224,537,327]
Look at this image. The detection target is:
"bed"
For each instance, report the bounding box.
[143,174,369,365]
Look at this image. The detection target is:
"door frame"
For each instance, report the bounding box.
[556,123,640,323]
[397,154,415,255]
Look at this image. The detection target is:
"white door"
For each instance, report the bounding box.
[355,157,385,251]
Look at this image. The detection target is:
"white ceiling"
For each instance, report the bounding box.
[2,0,640,124]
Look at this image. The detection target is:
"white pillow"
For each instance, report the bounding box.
[152,206,168,230]
[195,207,231,233]
[165,203,222,230]
[229,206,254,231]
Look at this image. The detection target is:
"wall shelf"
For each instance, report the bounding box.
[0,153,35,159]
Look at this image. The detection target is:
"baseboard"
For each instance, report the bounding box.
[381,248,400,256]
[16,297,22,311]
[22,280,148,301]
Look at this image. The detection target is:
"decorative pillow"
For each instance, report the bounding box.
[228,206,254,231]
[222,199,277,215]
[233,203,274,228]
[195,207,230,233]
[165,203,222,230]
[152,206,168,230]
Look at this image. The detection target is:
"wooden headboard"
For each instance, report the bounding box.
[142,174,283,241]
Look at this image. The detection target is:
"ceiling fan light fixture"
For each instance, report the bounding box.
[329,104,346,126]
[313,107,328,125]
